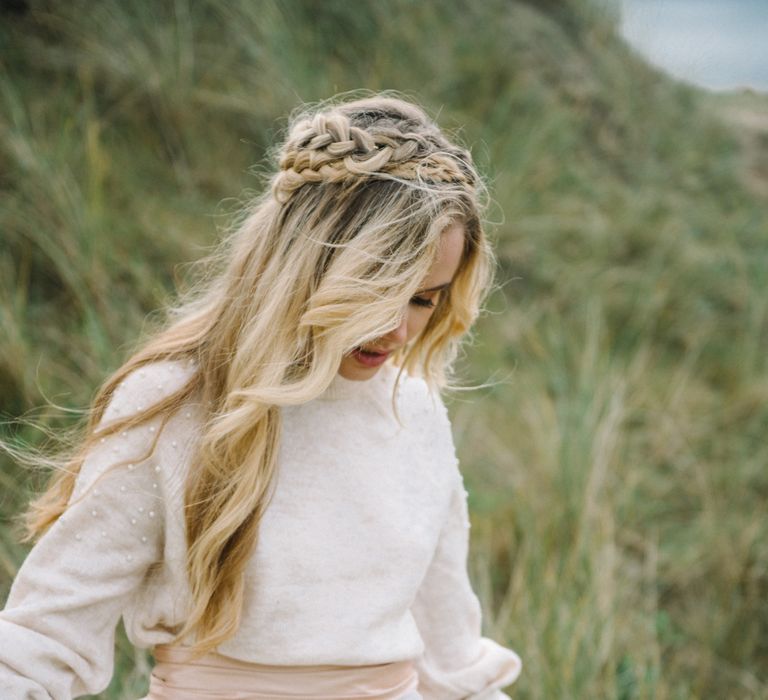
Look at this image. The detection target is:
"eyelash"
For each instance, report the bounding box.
[410,296,436,309]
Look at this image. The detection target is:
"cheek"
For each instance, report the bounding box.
[406,310,433,341]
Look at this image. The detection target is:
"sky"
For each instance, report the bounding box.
[619,0,768,92]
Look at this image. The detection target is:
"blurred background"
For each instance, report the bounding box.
[620,0,768,91]
[1,1,767,698]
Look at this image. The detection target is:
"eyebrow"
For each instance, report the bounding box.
[415,282,452,294]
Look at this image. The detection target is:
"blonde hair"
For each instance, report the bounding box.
[18,93,494,654]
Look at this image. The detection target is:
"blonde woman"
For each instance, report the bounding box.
[0,94,522,699]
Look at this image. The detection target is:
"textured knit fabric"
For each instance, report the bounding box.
[0,359,522,699]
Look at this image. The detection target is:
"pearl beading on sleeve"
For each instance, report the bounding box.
[63,373,183,559]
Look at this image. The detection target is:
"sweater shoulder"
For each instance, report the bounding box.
[394,369,450,427]
[395,369,461,485]
[78,359,201,497]
[101,358,198,426]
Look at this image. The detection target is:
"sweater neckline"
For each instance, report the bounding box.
[320,361,399,401]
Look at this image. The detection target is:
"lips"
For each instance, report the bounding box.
[351,346,393,368]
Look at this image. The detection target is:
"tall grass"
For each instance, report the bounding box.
[1,1,767,697]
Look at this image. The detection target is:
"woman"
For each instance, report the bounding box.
[0,94,522,699]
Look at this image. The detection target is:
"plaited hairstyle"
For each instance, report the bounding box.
[19,93,494,654]
[272,103,475,203]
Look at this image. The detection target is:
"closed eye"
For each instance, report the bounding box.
[410,296,436,309]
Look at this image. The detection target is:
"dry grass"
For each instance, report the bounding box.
[1,1,767,697]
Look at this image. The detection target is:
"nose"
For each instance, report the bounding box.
[383,310,409,347]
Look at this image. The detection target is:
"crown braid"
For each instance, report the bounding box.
[271,100,476,204]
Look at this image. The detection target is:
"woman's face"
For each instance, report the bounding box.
[337,221,466,381]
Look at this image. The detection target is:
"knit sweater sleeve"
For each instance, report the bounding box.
[0,361,191,700]
[411,395,522,700]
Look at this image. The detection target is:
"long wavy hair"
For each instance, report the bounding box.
[18,93,494,654]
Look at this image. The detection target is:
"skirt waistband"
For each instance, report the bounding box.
[142,644,419,700]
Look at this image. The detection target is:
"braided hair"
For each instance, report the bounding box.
[272,98,478,204]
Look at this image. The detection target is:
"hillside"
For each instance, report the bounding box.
[709,89,768,199]
[1,1,767,698]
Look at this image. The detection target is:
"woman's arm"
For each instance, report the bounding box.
[0,362,188,699]
[411,477,522,699]
[410,390,522,700]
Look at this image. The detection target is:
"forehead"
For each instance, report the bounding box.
[419,221,466,288]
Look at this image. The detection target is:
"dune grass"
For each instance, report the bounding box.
[1,1,767,697]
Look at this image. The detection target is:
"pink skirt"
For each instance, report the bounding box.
[139,644,422,700]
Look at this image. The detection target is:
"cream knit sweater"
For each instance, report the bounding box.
[0,359,521,699]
